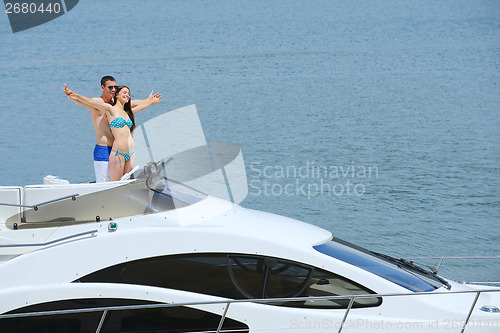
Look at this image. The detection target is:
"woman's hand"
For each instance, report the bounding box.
[63,83,75,98]
[63,83,111,114]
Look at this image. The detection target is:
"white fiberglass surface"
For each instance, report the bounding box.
[5,167,206,228]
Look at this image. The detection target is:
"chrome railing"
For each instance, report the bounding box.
[0,194,79,211]
[402,256,500,285]
[0,229,97,248]
[1,288,499,333]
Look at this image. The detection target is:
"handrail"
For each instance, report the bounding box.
[0,288,498,333]
[0,229,97,248]
[0,194,79,211]
[402,256,500,282]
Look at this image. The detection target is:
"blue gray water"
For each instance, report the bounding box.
[1,0,499,281]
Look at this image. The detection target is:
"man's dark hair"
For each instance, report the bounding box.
[101,75,116,86]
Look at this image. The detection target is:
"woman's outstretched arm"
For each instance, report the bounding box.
[63,83,112,114]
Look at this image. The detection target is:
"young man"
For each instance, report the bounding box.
[65,76,161,182]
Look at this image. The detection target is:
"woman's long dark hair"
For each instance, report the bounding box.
[113,85,136,132]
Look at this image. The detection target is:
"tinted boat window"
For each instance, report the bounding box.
[78,254,381,309]
[101,306,246,333]
[0,299,138,333]
[314,239,441,292]
[0,298,248,333]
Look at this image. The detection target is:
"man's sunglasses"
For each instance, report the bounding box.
[107,86,118,90]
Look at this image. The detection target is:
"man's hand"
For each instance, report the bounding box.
[148,90,162,103]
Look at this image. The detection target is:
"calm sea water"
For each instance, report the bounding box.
[1,0,499,281]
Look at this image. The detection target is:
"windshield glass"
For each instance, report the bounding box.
[314,238,444,292]
[131,105,248,204]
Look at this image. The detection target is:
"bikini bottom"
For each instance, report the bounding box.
[111,149,135,164]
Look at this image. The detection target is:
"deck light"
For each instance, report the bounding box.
[480,305,500,313]
[108,222,118,232]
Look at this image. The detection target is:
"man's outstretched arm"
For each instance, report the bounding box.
[131,91,161,114]
[131,90,162,109]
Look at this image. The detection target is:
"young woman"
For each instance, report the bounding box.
[63,84,160,181]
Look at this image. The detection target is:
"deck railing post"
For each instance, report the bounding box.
[337,297,355,333]
[95,309,108,333]
[460,291,481,333]
[216,301,231,333]
[435,257,445,273]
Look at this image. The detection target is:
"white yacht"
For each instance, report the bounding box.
[0,106,498,332]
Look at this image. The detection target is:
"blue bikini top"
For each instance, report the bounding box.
[109,117,132,131]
